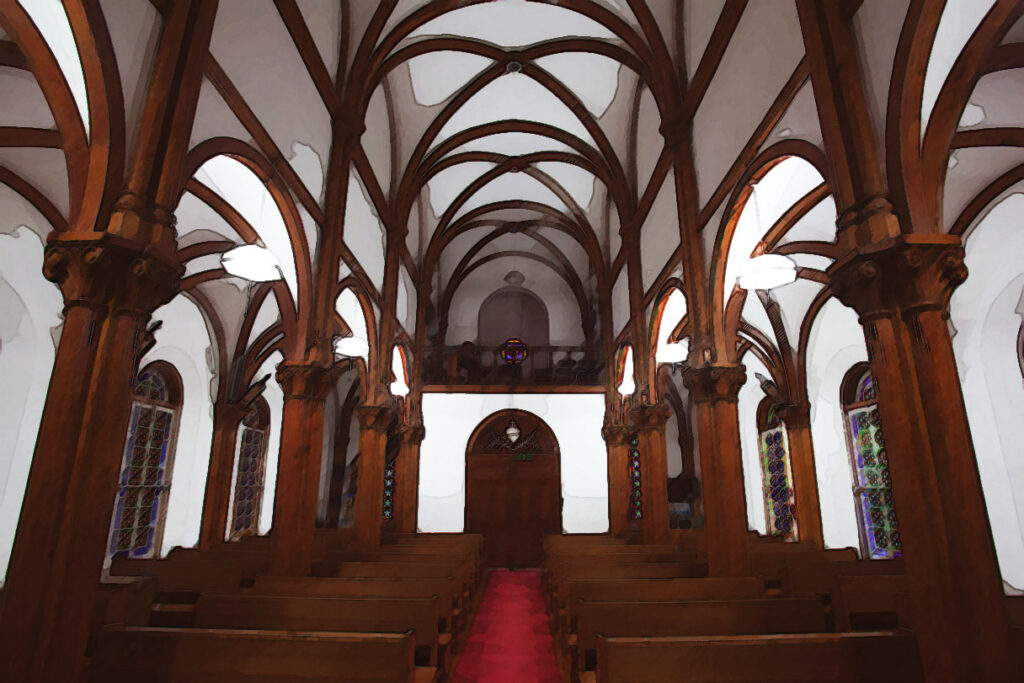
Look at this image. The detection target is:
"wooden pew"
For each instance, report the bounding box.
[571,597,828,676]
[194,594,449,670]
[247,576,463,633]
[591,630,923,682]
[86,626,435,682]
[547,562,700,613]
[831,574,910,631]
[323,552,476,595]
[110,556,246,595]
[92,576,157,630]
[555,577,766,636]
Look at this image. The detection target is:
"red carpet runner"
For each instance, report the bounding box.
[453,570,561,682]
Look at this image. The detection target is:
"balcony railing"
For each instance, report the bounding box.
[422,344,605,386]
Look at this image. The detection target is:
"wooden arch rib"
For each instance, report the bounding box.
[951,161,1024,236]
[437,250,591,344]
[0,165,68,232]
[0,3,87,226]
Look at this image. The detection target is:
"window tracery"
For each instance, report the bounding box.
[108,363,181,559]
[842,365,901,560]
[757,400,797,541]
[230,398,270,541]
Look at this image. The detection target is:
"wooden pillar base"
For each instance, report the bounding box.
[0,235,180,682]
[683,364,750,576]
[198,400,247,549]
[630,403,671,544]
[393,424,425,534]
[268,363,338,575]
[830,235,1009,681]
[602,419,632,536]
[352,405,394,546]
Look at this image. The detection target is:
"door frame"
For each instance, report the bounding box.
[463,408,563,535]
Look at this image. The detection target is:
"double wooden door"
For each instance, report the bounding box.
[465,411,561,568]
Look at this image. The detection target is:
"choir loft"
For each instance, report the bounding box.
[0,0,1022,681]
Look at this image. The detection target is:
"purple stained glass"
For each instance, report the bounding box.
[230,424,268,540]
[109,403,174,558]
[847,404,901,559]
[758,424,797,541]
[628,432,642,520]
[382,461,396,520]
[499,337,529,365]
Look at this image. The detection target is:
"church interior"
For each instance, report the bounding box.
[1,0,1023,680]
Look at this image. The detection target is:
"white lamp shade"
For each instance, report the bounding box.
[736,254,797,290]
[334,335,369,359]
[220,244,283,282]
[656,340,689,364]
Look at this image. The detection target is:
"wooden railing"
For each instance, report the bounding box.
[422,345,605,386]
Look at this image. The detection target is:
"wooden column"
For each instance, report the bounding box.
[393,423,425,533]
[0,235,180,682]
[353,405,393,546]
[269,363,337,575]
[601,419,632,536]
[779,401,824,548]
[631,403,671,544]
[198,400,247,549]
[829,234,1009,682]
[684,364,750,576]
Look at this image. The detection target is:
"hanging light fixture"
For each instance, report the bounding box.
[505,418,521,444]
[220,244,283,282]
[736,254,797,290]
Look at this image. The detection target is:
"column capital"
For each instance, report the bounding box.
[212,399,249,425]
[275,362,341,400]
[105,190,178,251]
[682,364,746,403]
[399,424,426,445]
[42,233,182,314]
[776,401,811,429]
[357,404,394,433]
[828,235,967,320]
[601,420,633,445]
[628,402,671,430]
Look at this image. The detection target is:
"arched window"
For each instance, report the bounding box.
[229,397,271,540]
[756,398,797,541]
[108,362,182,559]
[841,364,901,560]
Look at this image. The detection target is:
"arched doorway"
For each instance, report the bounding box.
[465,410,561,568]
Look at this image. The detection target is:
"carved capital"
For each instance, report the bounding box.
[399,424,426,446]
[357,404,394,433]
[213,400,248,426]
[275,362,341,400]
[42,233,182,314]
[828,236,967,320]
[777,401,811,429]
[629,402,671,431]
[682,364,746,403]
[601,420,632,445]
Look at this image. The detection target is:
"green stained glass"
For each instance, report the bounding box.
[847,405,901,559]
[758,424,798,541]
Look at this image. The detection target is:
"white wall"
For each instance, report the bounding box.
[805,298,865,552]
[0,227,63,583]
[737,354,769,535]
[951,193,1024,591]
[418,392,608,533]
[142,295,217,555]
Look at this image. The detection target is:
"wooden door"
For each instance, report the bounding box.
[465,411,561,568]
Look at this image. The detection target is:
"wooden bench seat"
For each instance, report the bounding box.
[590,630,922,682]
[109,556,247,594]
[194,594,449,669]
[86,626,436,682]
[571,596,828,674]
[554,577,766,634]
[247,576,464,632]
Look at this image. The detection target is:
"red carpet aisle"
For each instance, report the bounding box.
[453,570,561,682]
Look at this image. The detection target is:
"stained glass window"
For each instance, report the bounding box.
[229,402,269,541]
[108,366,180,559]
[628,431,642,520]
[382,460,396,521]
[499,337,529,365]
[757,407,797,541]
[843,368,901,560]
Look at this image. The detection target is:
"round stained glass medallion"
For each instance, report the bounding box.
[499,337,529,365]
